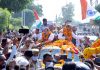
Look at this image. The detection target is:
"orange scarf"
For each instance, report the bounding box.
[42,31,51,41]
[63,25,72,41]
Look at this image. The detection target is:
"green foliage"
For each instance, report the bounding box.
[27,4,43,17]
[95,4,100,13]
[9,24,14,29]
[24,9,35,27]
[23,4,43,27]
[55,17,63,25]
[10,18,22,30]
[12,4,43,27]
[0,0,33,12]
[0,8,11,31]
[62,2,74,22]
[0,0,43,31]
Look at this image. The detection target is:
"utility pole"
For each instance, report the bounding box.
[22,10,25,26]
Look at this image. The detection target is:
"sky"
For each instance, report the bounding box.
[34,0,100,22]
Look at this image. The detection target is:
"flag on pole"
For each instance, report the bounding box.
[30,9,42,31]
[33,9,42,28]
[34,9,39,20]
[80,0,97,20]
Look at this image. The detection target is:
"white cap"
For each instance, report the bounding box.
[32,49,39,53]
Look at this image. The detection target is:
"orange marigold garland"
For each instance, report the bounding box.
[42,31,51,41]
[91,39,100,48]
[63,25,72,41]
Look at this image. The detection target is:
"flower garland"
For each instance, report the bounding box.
[63,25,72,41]
[42,31,51,41]
[91,39,100,48]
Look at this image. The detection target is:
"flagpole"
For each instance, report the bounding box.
[21,10,25,27]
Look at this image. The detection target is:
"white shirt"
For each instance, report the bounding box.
[72,32,82,40]
[58,30,80,40]
[40,24,50,32]
[15,56,29,66]
[75,62,90,70]
[72,32,84,47]
[58,33,65,40]
[6,45,17,64]
[32,33,42,40]
[48,33,55,41]
[58,32,83,47]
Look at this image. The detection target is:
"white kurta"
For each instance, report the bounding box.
[58,31,84,47]
[32,33,42,40]
[48,33,55,41]
[72,32,84,47]
[6,45,17,64]
[58,33,65,40]
[39,33,55,41]
[39,24,50,32]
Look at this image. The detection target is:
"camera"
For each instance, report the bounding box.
[19,29,29,34]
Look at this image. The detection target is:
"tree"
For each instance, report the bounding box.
[27,4,43,17]
[25,4,43,27]
[0,0,33,12]
[95,4,100,13]
[10,18,22,30]
[55,16,63,25]
[62,2,74,22]
[0,0,43,29]
[0,8,11,31]
[24,9,35,27]
[12,4,43,27]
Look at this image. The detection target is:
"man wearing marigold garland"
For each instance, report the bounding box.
[57,25,79,59]
[38,27,55,46]
[58,25,72,41]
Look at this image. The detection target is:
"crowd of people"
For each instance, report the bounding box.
[0,18,100,70]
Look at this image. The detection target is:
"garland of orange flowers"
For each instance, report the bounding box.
[42,31,51,41]
[91,39,100,48]
[63,25,72,41]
